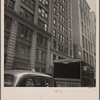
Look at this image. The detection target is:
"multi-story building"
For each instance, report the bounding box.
[50,0,73,73]
[90,11,96,77]
[4,0,73,74]
[72,0,96,68]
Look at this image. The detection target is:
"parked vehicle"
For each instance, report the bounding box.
[4,70,56,87]
[53,59,95,87]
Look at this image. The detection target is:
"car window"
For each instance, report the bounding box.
[4,74,14,86]
[25,76,44,87]
[45,78,56,87]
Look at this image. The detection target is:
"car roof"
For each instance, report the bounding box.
[4,70,52,78]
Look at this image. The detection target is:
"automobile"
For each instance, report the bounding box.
[4,70,57,87]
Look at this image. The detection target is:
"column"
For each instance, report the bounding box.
[5,20,18,69]
[46,38,51,74]
[30,32,37,70]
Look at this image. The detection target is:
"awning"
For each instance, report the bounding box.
[54,58,82,64]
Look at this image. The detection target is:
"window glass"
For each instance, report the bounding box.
[5,16,12,31]
[45,78,55,87]
[25,77,44,87]
[21,0,35,10]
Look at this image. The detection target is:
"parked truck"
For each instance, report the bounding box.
[53,59,95,87]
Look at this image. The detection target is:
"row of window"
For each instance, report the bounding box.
[80,0,89,17]
[58,0,67,7]
[37,33,48,47]
[17,23,32,41]
[83,50,94,66]
[80,8,90,27]
[58,12,68,26]
[82,35,93,53]
[53,29,72,38]
[58,23,68,34]
[38,19,48,31]
[20,7,34,22]
[21,0,35,10]
[58,33,68,45]
[58,3,67,15]
[38,6,48,20]
[81,21,92,41]
[5,0,15,10]
[39,0,49,6]
[58,44,68,55]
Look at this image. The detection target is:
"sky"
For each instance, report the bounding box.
[86,0,96,12]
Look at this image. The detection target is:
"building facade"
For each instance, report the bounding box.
[90,11,96,77]
[72,0,96,69]
[4,0,73,74]
[50,0,73,73]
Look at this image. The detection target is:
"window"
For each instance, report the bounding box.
[69,5,71,12]
[5,16,12,31]
[17,23,32,40]
[37,33,48,47]
[38,19,48,31]
[82,35,85,48]
[60,14,62,21]
[58,44,64,53]
[53,55,56,61]
[21,0,35,9]
[58,56,64,60]
[6,0,15,10]
[70,49,72,56]
[64,47,68,55]
[20,7,34,22]
[83,50,85,61]
[15,42,30,58]
[39,0,49,6]
[53,29,56,37]
[58,23,60,30]
[53,18,57,26]
[38,6,48,19]
[54,7,57,15]
[60,24,62,32]
[41,68,46,73]
[53,41,56,49]
[36,49,46,63]
[69,13,71,20]
[69,21,71,29]
[81,21,84,33]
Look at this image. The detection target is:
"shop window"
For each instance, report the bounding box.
[15,42,30,59]
[41,68,46,73]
